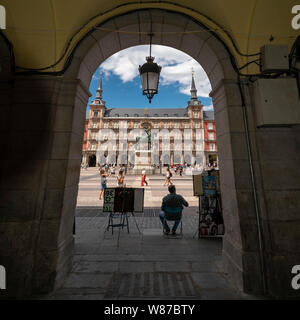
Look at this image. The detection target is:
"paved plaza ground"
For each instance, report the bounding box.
[43,168,259,300]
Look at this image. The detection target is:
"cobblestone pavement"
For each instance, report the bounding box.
[43,168,258,300]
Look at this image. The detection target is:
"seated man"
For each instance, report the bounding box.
[159,185,189,235]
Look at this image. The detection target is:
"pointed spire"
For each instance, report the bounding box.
[93,69,105,107]
[190,69,198,101]
[95,69,103,101]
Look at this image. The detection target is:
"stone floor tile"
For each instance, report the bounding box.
[155,261,192,272]
[191,272,230,289]
[42,171,259,300]
[118,261,155,273]
[73,261,119,273]
[63,273,113,289]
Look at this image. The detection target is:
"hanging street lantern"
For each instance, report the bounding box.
[139,33,162,103]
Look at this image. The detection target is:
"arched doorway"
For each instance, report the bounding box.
[5,8,269,298]
[184,155,192,165]
[162,154,170,166]
[88,154,96,167]
[174,154,181,164]
[57,8,254,295]
[51,9,255,296]
[120,154,127,165]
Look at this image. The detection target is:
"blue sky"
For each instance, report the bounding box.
[87,45,213,110]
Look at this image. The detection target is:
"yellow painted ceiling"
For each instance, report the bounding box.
[1,0,299,74]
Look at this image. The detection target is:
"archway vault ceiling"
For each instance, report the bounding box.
[1,0,299,74]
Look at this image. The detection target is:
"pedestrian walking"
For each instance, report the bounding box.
[141,168,148,186]
[117,169,125,187]
[163,167,173,186]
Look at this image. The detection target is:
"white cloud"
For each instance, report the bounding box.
[101,45,212,97]
[203,105,214,111]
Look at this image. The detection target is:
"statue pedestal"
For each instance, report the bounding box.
[133,150,155,175]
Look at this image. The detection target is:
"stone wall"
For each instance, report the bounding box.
[211,78,300,299]
[211,79,264,295]
[248,83,300,299]
[0,75,90,298]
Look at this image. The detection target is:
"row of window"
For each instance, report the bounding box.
[93,111,202,118]
[106,113,189,118]
[101,122,202,129]
[90,132,215,140]
[92,132,206,140]
[87,143,216,151]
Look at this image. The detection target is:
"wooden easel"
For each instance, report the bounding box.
[104,188,143,247]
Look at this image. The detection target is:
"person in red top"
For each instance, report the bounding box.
[141,168,148,186]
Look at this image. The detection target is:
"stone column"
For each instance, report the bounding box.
[211,79,264,295]
[0,75,90,297]
[247,81,300,299]
[211,77,300,298]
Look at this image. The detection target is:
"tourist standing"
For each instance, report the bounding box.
[117,169,125,187]
[179,165,183,176]
[141,168,148,186]
[99,168,110,200]
[120,164,126,174]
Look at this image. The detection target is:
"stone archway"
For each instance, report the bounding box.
[120,154,127,165]
[174,154,181,164]
[184,154,192,165]
[163,154,170,165]
[88,154,96,167]
[57,8,258,296]
[1,9,269,298]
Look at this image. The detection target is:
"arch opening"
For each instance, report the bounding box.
[3,8,265,299]
[88,154,97,167]
[61,8,249,295]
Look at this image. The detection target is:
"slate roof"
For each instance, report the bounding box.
[203,111,214,121]
[103,108,214,120]
[104,108,189,118]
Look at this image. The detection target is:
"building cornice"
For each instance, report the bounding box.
[103,117,190,120]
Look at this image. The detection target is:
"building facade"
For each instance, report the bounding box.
[83,72,217,168]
